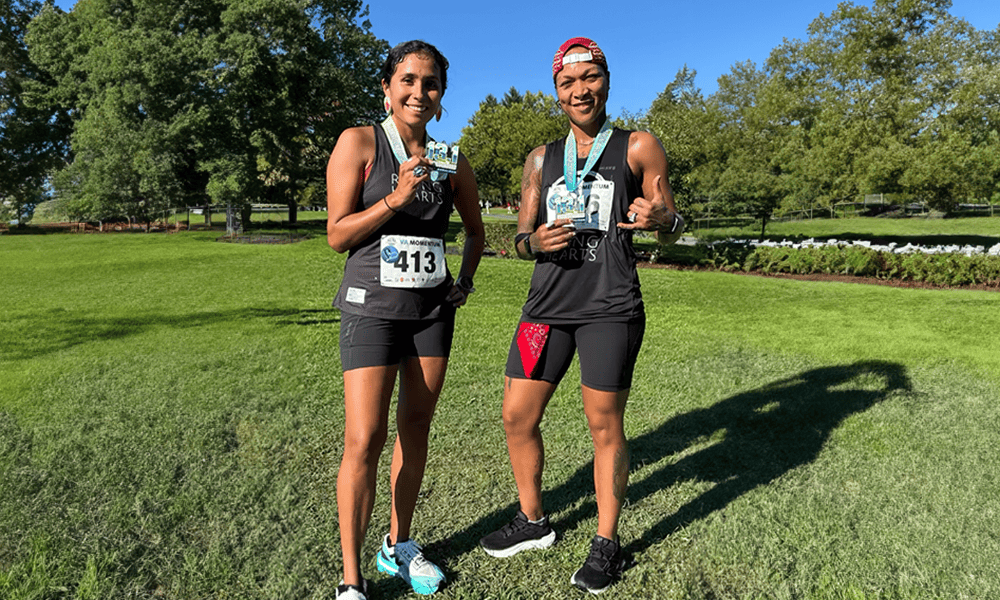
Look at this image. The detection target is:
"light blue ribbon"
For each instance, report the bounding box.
[381,117,448,182]
[562,118,614,195]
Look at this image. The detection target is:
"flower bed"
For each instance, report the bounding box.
[652,239,1000,288]
[729,238,1000,257]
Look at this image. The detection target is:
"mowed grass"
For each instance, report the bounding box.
[2,231,1000,599]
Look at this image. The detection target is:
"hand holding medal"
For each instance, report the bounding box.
[386,155,435,211]
[382,116,459,204]
[530,218,576,253]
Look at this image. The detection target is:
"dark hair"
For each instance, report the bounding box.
[381,40,449,92]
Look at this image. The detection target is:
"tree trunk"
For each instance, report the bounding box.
[240,204,252,230]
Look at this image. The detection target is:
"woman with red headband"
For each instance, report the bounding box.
[327,40,484,600]
[479,37,683,594]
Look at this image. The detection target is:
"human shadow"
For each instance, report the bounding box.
[433,360,910,573]
[0,307,339,362]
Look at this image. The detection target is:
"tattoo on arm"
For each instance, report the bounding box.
[516,147,545,258]
[520,151,541,200]
[519,148,544,231]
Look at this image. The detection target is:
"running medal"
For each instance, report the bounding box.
[381,116,457,182]
[424,141,460,181]
[559,118,613,221]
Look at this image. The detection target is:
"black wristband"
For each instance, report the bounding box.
[665,211,683,234]
[665,211,678,233]
[515,232,534,256]
[455,275,475,294]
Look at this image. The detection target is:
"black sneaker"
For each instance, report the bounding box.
[570,535,626,594]
[479,510,557,558]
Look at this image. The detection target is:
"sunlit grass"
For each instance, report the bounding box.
[2,232,999,599]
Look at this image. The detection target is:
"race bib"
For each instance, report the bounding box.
[380,235,446,288]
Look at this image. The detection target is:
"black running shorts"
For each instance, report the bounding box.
[339,310,455,371]
[504,318,646,392]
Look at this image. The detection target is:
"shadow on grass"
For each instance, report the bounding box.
[431,360,910,585]
[0,307,339,361]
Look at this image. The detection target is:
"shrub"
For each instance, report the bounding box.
[666,242,1000,288]
[649,243,713,267]
[844,247,880,277]
[700,242,754,272]
[457,222,518,258]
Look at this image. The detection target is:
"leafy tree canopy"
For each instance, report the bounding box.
[25,0,386,225]
[459,89,565,205]
[1,0,71,225]
[643,0,1000,229]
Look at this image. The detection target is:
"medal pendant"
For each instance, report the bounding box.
[557,190,586,221]
[425,142,460,175]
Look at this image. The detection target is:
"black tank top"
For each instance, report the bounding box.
[333,124,455,319]
[521,128,644,324]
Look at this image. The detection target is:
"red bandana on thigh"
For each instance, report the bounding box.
[516,322,550,378]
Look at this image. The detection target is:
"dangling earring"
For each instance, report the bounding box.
[384,96,392,116]
[436,106,443,122]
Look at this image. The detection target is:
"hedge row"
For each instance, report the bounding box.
[463,225,1000,288]
[457,222,518,258]
[653,243,1000,288]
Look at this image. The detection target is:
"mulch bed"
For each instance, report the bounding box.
[5,222,178,233]
[217,232,310,244]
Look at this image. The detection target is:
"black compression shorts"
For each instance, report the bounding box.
[504,317,645,392]
[339,310,455,371]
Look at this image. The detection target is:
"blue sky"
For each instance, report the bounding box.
[53,0,998,144]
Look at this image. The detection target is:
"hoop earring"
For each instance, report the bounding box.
[436,106,443,122]
[384,96,392,116]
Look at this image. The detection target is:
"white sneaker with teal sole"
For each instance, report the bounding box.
[375,534,445,595]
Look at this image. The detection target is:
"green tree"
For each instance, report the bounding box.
[1,0,70,225]
[205,0,386,224]
[626,0,1000,228]
[501,86,522,107]
[459,89,565,207]
[28,0,222,226]
[707,60,790,239]
[27,0,385,226]
[779,0,983,211]
[645,66,717,213]
[923,26,1000,206]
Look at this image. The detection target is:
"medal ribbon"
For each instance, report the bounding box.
[381,116,423,166]
[563,118,613,193]
[381,116,447,181]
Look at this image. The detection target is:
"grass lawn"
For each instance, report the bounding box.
[2,230,999,599]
